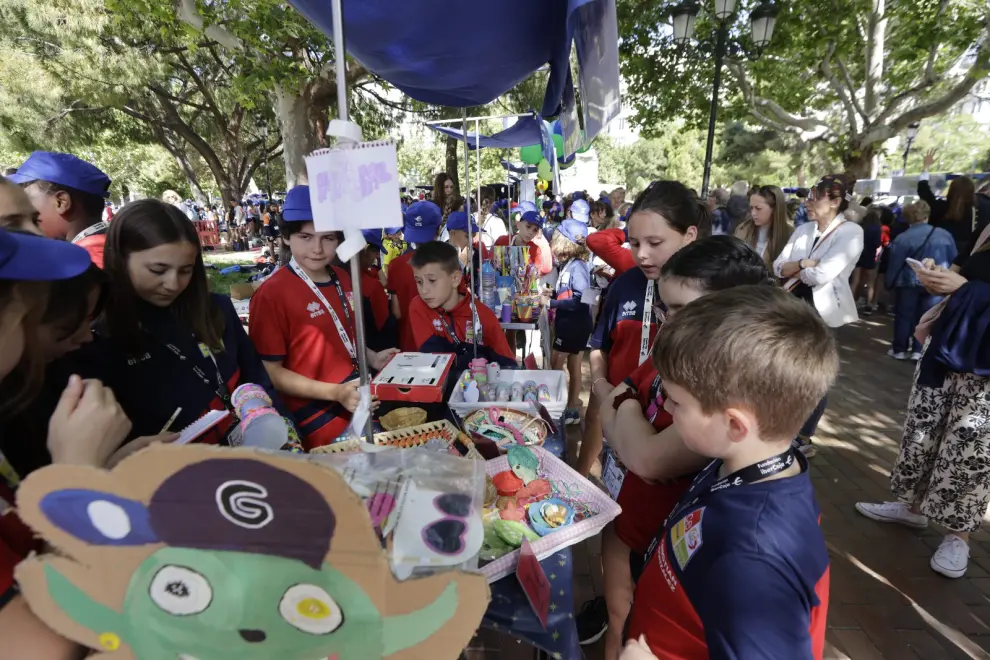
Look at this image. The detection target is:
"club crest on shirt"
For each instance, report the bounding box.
[621,300,637,316]
[432,318,444,334]
[307,301,325,318]
[670,506,705,570]
[346,292,355,310]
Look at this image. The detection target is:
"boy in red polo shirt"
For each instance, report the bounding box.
[625,286,834,660]
[249,186,396,449]
[495,210,551,276]
[407,241,516,368]
[388,201,442,351]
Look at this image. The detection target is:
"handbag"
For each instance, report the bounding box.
[915,209,989,342]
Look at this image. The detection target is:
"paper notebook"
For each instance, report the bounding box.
[174,410,230,445]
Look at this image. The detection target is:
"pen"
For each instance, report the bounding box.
[160,407,182,434]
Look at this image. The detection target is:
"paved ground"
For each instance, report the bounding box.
[467,316,990,659]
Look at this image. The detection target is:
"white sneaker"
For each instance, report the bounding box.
[910,351,923,361]
[854,501,929,529]
[887,349,911,360]
[931,535,969,579]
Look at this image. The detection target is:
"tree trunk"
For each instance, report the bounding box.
[841,143,878,182]
[275,82,322,189]
[445,136,460,193]
[168,150,207,203]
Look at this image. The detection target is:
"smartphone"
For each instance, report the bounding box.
[906,257,925,271]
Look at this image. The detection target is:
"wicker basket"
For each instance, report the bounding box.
[379,407,428,431]
[462,408,549,449]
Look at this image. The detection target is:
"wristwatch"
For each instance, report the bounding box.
[612,389,639,411]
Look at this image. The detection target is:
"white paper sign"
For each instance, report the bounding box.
[305,141,402,232]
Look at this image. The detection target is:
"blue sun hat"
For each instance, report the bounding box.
[281,186,313,222]
[0,229,92,281]
[445,211,479,233]
[570,199,590,224]
[518,210,544,229]
[7,151,112,198]
[403,201,443,243]
[558,219,588,243]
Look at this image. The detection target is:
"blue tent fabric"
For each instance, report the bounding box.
[286,0,603,117]
[501,159,539,175]
[428,115,544,150]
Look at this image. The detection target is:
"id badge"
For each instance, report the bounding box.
[601,447,627,501]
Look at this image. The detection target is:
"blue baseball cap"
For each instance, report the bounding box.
[403,201,442,243]
[519,210,544,229]
[6,152,111,198]
[281,186,313,222]
[446,211,479,233]
[361,229,385,250]
[0,228,92,281]
[570,199,590,223]
[515,201,539,215]
[559,219,588,243]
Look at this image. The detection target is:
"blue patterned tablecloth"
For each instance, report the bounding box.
[481,422,580,659]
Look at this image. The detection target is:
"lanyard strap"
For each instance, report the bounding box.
[163,341,232,409]
[645,447,798,562]
[638,281,658,365]
[438,312,462,346]
[288,259,358,366]
[71,222,108,244]
[645,373,664,425]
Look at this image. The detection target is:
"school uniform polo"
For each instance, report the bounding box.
[627,454,830,660]
[360,269,396,351]
[73,230,107,269]
[386,251,419,352]
[408,293,516,367]
[55,294,289,446]
[590,267,661,386]
[549,258,592,354]
[250,265,359,448]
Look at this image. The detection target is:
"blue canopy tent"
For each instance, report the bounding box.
[428,114,548,152]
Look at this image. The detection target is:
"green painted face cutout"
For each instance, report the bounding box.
[47,547,461,660]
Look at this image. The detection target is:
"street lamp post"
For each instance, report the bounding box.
[671,0,779,197]
[902,121,921,172]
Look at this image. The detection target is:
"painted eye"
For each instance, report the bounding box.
[149,565,212,615]
[279,584,343,635]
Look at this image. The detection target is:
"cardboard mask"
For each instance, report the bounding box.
[14,444,490,660]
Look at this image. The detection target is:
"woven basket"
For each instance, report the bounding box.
[462,408,548,449]
[379,407,428,431]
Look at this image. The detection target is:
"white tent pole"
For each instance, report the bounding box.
[330,0,373,442]
[462,109,478,357]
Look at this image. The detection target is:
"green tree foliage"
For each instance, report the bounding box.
[618,0,990,177]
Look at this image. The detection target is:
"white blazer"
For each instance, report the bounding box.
[774,213,864,328]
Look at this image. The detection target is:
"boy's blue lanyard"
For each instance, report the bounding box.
[288,259,359,369]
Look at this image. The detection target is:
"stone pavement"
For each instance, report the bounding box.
[468,317,990,659]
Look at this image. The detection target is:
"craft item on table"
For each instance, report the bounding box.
[536,384,552,403]
[391,486,484,580]
[480,522,515,561]
[378,406,427,431]
[228,383,290,450]
[507,446,539,485]
[483,476,498,508]
[528,498,576,537]
[493,520,540,548]
[463,408,549,449]
[497,499,526,523]
[522,380,539,403]
[492,471,524,496]
[496,382,511,402]
[14,445,489,659]
[500,302,512,323]
[515,479,551,507]
[463,380,481,403]
[469,358,488,384]
[510,382,524,402]
[486,362,501,383]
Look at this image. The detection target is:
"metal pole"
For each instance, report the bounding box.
[902,138,914,172]
[462,109,478,358]
[701,23,727,198]
[475,117,482,244]
[329,0,373,443]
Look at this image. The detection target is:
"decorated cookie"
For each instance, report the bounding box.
[515,478,551,506]
[497,499,526,523]
[507,446,539,485]
[479,521,515,561]
[483,475,498,508]
[493,520,540,548]
[528,498,575,537]
[492,470,523,496]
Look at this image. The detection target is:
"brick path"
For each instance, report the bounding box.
[469,318,990,658]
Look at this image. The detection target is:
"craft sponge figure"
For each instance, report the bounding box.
[14,445,489,660]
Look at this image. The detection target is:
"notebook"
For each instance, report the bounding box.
[174,410,230,445]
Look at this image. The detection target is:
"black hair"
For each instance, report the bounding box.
[660,235,775,290]
[42,264,107,340]
[280,220,343,242]
[21,180,105,223]
[811,174,857,213]
[102,199,223,353]
[410,240,461,274]
[628,180,711,237]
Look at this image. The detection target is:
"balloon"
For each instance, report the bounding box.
[537,159,552,180]
[519,144,542,165]
[557,153,575,170]
[536,179,549,193]
[576,131,592,154]
[552,134,564,158]
[551,119,563,136]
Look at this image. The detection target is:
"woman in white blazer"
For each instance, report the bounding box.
[774,174,864,328]
[774,174,863,457]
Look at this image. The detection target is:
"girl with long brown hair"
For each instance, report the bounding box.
[432,172,457,219]
[734,185,792,268]
[918,149,976,266]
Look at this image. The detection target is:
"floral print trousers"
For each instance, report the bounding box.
[890,363,990,533]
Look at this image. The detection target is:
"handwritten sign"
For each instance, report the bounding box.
[516,539,550,629]
[304,141,402,232]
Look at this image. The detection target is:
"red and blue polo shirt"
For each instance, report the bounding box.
[386,252,419,352]
[590,266,661,386]
[250,265,358,449]
[408,293,514,364]
[627,454,830,660]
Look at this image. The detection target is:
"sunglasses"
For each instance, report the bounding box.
[422,493,473,556]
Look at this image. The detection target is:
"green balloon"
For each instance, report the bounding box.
[537,159,552,180]
[576,132,592,154]
[558,157,575,171]
[519,144,542,165]
[552,133,564,157]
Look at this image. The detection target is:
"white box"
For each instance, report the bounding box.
[448,369,568,420]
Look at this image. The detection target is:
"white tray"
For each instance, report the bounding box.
[481,446,621,583]
[448,369,567,420]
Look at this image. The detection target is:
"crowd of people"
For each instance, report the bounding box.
[0,146,989,659]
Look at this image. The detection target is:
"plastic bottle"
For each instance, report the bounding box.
[480,261,499,312]
[230,383,288,450]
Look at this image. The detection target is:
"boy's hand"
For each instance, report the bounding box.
[619,636,658,660]
[368,348,400,371]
